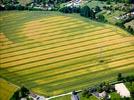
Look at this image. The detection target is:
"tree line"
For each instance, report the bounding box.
[97,0,134,4]
[60,5,107,22]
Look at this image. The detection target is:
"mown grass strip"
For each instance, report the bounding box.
[7,50,133,80]
[0,26,103,50]
[27,61,134,88]
[0,28,112,55]
[1,37,130,68]
[1,32,121,63]
[3,45,132,77]
[1,36,131,68]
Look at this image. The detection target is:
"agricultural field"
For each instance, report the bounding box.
[0,11,134,97]
[0,78,19,100]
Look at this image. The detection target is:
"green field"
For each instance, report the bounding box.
[0,11,134,97]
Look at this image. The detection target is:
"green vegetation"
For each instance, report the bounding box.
[11,86,30,100]
[51,93,98,100]
[0,11,133,98]
[110,92,121,100]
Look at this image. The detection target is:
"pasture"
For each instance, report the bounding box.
[0,11,134,97]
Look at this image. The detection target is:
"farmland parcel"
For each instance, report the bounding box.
[0,11,134,97]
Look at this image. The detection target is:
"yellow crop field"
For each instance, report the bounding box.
[0,11,134,98]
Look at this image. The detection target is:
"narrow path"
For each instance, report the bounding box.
[46,90,82,100]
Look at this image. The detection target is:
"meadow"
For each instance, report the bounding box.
[0,11,134,97]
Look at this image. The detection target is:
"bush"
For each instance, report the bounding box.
[96,13,107,22]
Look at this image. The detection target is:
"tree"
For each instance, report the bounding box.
[11,90,20,100]
[21,86,29,97]
[115,21,125,28]
[90,9,95,19]
[130,86,134,98]
[106,0,111,4]
[96,13,107,22]
[80,6,90,17]
[82,89,88,97]
[95,6,101,13]
[117,73,123,81]
[127,26,134,35]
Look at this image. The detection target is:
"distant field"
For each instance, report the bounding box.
[0,11,134,97]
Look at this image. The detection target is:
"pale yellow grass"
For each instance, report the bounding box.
[25,16,69,25]
[1,33,130,67]
[21,17,79,31]
[1,32,121,66]
[0,28,110,55]
[0,78,19,100]
[12,47,133,81]
[0,26,100,50]
[23,22,90,39]
[34,57,133,85]
[5,44,133,72]
[109,57,134,67]
[1,33,120,63]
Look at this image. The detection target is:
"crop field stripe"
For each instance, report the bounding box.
[0,26,104,50]
[19,19,88,33]
[0,16,68,27]
[1,12,134,96]
[1,27,96,49]
[9,53,134,83]
[1,38,132,68]
[33,62,134,89]
[2,41,132,68]
[19,56,134,83]
[0,34,121,59]
[2,49,133,80]
[46,67,134,94]
[0,33,119,60]
[1,37,132,67]
[27,61,134,88]
[0,28,113,54]
[19,21,88,36]
[7,50,133,80]
[43,65,134,92]
[2,47,132,79]
[0,25,95,46]
[2,45,133,73]
[47,64,134,89]
[1,30,117,56]
[0,26,105,50]
[43,67,134,92]
[1,34,121,64]
[1,16,85,33]
[0,34,123,63]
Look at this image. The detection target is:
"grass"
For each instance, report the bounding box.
[0,78,19,100]
[51,93,98,100]
[103,10,125,24]
[110,92,121,100]
[0,11,134,97]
